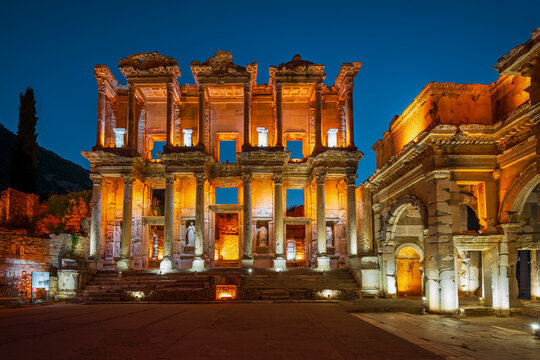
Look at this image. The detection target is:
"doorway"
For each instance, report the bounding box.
[214,213,240,267]
[396,247,422,296]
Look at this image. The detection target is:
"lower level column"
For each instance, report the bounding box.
[89,174,102,259]
[316,171,330,270]
[161,173,175,271]
[117,174,134,270]
[273,173,286,270]
[242,173,254,267]
[346,174,358,257]
[192,173,206,271]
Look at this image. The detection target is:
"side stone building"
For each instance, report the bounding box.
[357,28,540,313]
[82,51,363,272]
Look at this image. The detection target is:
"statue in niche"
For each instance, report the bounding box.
[132,239,142,257]
[186,222,195,247]
[151,231,159,260]
[114,224,122,258]
[105,231,114,258]
[257,225,268,247]
[326,225,334,248]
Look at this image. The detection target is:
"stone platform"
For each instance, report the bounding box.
[77,268,361,303]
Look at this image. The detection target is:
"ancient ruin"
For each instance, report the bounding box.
[82,51,363,273]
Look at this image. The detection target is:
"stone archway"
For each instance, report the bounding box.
[396,245,423,297]
[499,162,540,223]
[381,195,428,297]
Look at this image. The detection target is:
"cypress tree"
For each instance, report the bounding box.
[10,87,39,194]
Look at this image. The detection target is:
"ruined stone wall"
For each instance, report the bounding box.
[0,188,46,228]
[0,230,89,300]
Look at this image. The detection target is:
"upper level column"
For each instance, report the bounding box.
[127,84,138,150]
[166,82,174,148]
[197,84,206,149]
[314,81,323,150]
[275,82,283,148]
[95,84,106,147]
[243,82,252,150]
[345,77,355,147]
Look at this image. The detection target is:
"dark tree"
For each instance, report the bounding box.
[10,87,38,193]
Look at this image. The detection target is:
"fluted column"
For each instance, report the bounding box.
[273,173,286,270]
[95,84,106,147]
[197,84,206,148]
[316,171,330,270]
[243,82,252,150]
[117,174,134,270]
[166,82,174,147]
[89,174,102,258]
[275,82,283,148]
[192,173,206,270]
[345,78,355,147]
[346,174,358,256]
[242,173,253,266]
[161,173,175,271]
[314,82,323,150]
[127,84,138,149]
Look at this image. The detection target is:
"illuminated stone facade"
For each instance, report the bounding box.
[83,51,363,272]
[357,28,540,313]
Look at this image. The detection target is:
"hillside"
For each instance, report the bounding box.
[0,123,91,196]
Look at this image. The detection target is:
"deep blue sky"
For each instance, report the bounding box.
[1,1,538,185]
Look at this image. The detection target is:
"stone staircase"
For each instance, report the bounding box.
[77,271,214,303]
[242,268,360,300]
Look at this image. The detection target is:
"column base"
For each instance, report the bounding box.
[160,257,174,272]
[241,258,254,268]
[316,256,331,271]
[191,257,205,271]
[116,258,131,271]
[273,257,287,271]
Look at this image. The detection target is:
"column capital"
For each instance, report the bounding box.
[315,172,326,185]
[165,173,176,185]
[121,173,134,185]
[372,202,384,213]
[89,173,103,185]
[275,81,282,92]
[195,172,206,184]
[345,174,357,185]
[244,82,252,93]
[315,81,323,92]
[242,172,252,184]
[273,173,283,184]
[425,169,451,183]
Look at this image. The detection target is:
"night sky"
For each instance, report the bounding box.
[1,1,538,189]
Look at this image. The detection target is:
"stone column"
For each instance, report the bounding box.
[117,174,134,270]
[197,84,205,148]
[243,82,252,150]
[500,221,521,310]
[192,173,206,270]
[127,84,138,150]
[425,170,459,313]
[166,82,174,147]
[346,173,358,257]
[345,78,355,147]
[242,173,254,267]
[89,174,102,258]
[161,173,175,271]
[96,84,106,147]
[273,173,286,270]
[316,171,330,270]
[315,82,323,150]
[382,243,396,297]
[275,82,283,148]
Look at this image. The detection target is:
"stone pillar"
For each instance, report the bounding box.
[242,173,254,267]
[314,82,323,150]
[243,82,252,150]
[346,173,358,257]
[166,82,174,147]
[117,174,134,270]
[161,173,175,271]
[192,173,206,270]
[382,243,396,297]
[316,171,330,270]
[89,174,102,258]
[425,170,459,313]
[127,84,138,150]
[345,79,355,147]
[500,221,521,310]
[197,84,205,148]
[532,250,540,300]
[273,173,286,270]
[96,84,106,147]
[275,82,283,148]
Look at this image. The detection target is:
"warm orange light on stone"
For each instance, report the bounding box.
[216,285,236,300]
